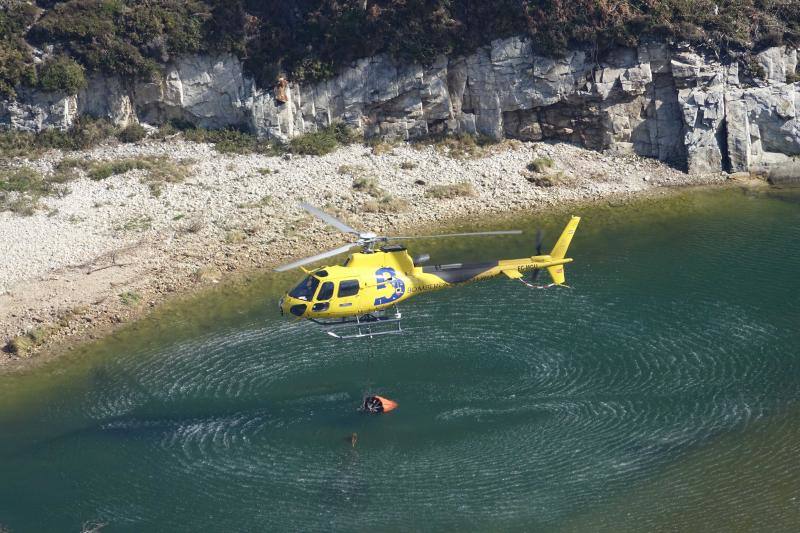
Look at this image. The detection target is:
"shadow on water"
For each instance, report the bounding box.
[1,186,799,531]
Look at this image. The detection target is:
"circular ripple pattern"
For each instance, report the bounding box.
[1,189,799,531]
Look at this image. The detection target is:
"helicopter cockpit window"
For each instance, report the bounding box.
[317,281,334,301]
[338,279,359,297]
[288,276,320,301]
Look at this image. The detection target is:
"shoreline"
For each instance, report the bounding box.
[0,138,749,374]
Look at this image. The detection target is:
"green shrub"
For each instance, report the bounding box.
[153,122,178,139]
[119,216,153,232]
[289,128,339,156]
[0,167,74,215]
[0,40,36,99]
[116,123,147,143]
[0,118,118,158]
[37,55,87,93]
[0,168,51,195]
[119,291,141,306]
[214,130,263,154]
[527,157,554,173]
[70,117,118,149]
[84,156,192,195]
[287,123,358,155]
[329,122,360,144]
[28,0,210,80]
[0,3,38,98]
[53,157,90,182]
[181,127,282,155]
[0,130,37,158]
[87,159,143,180]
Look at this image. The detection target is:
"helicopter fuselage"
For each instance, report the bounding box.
[279,233,576,321]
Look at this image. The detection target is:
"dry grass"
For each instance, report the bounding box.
[225,229,246,243]
[194,265,222,283]
[371,141,396,155]
[337,164,368,175]
[181,218,205,234]
[352,175,384,198]
[425,182,476,199]
[413,133,505,159]
[362,194,409,213]
[237,194,272,209]
[525,171,570,187]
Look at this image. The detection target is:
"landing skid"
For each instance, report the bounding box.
[310,307,403,339]
[516,279,571,289]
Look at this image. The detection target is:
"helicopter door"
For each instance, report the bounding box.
[336,279,360,310]
[313,281,335,312]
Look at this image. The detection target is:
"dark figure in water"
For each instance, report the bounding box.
[361,395,398,413]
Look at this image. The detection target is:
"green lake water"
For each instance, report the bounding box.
[1,186,800,532]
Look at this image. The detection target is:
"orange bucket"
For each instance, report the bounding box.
[374,395,398,413]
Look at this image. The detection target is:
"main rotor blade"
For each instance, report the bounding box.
[388,230,523,240]
[299,202,360,235]
[274,243,356,272]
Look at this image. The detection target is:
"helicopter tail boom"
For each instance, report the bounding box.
[550,216,581,260]
[544,216,580,285]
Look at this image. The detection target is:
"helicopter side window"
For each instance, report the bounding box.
[338,279,359,297]
[288,276,320,301]
[317,281,334,301]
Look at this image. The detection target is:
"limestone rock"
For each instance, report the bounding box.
[0,89,77,132]
[2,37,799,176]
[79,76,134,127]
[131,54,248,129]
[757,46,799,83]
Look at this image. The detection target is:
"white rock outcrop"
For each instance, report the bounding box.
[2,37,799,174]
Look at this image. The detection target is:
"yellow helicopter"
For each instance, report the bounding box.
[277,203,580,338]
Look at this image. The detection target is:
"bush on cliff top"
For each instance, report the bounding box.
[37,55,87,93]
[0,2,38,98]
[1,0,800,101]
[28,0,212,80]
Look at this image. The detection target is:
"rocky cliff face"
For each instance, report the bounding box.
[2,36,799,174]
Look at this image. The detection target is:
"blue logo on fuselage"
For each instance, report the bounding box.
[374,267,406,306]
